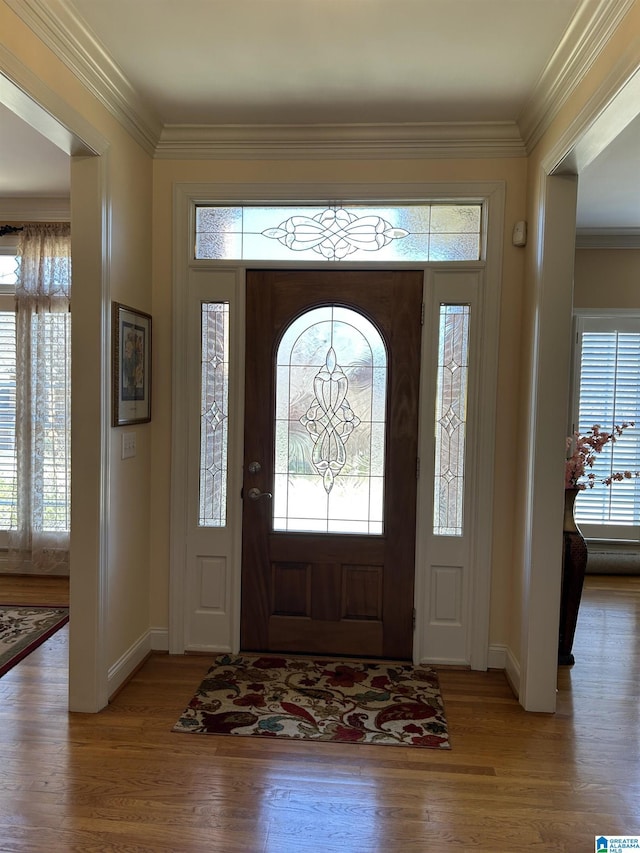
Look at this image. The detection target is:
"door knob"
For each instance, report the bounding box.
[248,461,262,474]
[247,487,272,501]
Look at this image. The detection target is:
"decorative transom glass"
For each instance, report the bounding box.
[274,305,387,534]
[433,304,470,536]
[199,303,230,527]
[195,204,482,262]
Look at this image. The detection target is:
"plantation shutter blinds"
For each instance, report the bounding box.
[0,310,16,531]
[0,254,18,539]
[573,315,640,538]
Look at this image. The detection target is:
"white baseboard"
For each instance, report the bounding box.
[106,628,169,699]
[150,627,169,651]
[107,631,154,698]
[487,643,507,670]
[486,642,520,698]
[483,644,520,700]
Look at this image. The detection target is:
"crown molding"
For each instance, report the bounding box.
[156,122,527,160]
[518,0,636,153]
[4,0,162,155]
[0,196,70,221]
[7,0,634,162]
[576,228,640,248]
[4,1,526,160]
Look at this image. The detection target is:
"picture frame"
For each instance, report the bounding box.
[112,302,152,426]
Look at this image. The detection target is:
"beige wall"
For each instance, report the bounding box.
[574,248,640,309]
[1,1,154,703]
[150,156,528,652]
[105,126,153,667]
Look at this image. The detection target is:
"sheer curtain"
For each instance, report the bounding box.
[9,223,71,573]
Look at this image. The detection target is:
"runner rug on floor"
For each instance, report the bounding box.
[173,654,450,749]
[0,605,69,677]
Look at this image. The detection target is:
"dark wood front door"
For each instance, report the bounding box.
[240,269,422,659]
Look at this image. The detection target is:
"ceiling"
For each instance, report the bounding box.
[69,0,582,126]
[1,0,639,231]
[0,102,70,197]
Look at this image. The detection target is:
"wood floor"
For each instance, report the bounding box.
[0,574,638,852]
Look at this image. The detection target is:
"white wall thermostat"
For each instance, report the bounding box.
[512,220,527,247]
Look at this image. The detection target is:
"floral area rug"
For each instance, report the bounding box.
[0,605,69,677]
[173,654,450,749]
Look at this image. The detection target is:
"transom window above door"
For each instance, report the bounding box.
[195,204,482,262]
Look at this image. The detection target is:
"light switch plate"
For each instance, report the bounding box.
[122,431,136,459]
[512,220,527,247]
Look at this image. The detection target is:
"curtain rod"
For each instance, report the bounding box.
[0,225,24,237]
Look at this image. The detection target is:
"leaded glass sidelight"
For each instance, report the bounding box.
[199,302,229,527]
[274,306,387,534]
[433,304,470,536]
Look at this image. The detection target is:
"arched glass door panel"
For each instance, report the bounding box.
[274,305,387,534]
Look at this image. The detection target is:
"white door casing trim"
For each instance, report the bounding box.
[170,181,505,668]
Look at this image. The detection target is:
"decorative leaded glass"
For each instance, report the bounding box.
[299,346,362,491]
[262,208,408,260]
[274,306,387,534]
[199,303,229,527]
[433,304,470,536]
[195,204,482,262]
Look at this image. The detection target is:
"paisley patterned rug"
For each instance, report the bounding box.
[0,605,69,677]
[173,654,450,749]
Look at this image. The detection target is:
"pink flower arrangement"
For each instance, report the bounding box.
[565,422,640,490]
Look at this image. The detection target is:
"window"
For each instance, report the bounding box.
[0,254,17,537]
[0,226,72,572]
[433,304,470,536]
[273,306,387,534]
[199,302,230,527]
[195,204,482,262]
[0,253,18,287]
[572,314,640,539]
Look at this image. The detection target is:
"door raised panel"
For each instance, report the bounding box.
[272,563,311,617]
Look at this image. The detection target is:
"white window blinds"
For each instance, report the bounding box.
[0,310,16,531]
[0,254,17,537]
[573,315,640,539]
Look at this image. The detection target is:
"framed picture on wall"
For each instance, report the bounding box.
[112,302,152,426]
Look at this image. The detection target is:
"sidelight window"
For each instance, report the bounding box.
[199,302,230,527]
[433,304,470,536]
